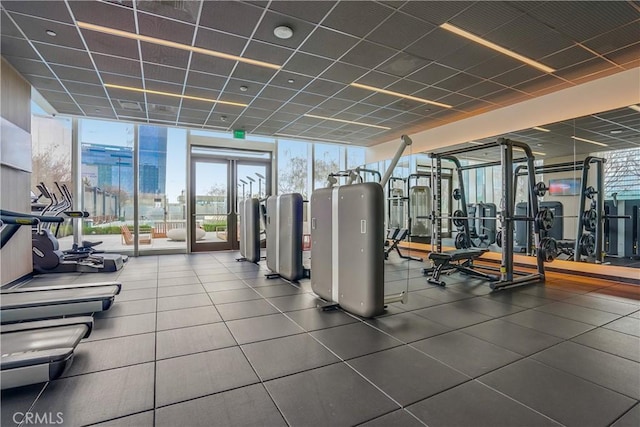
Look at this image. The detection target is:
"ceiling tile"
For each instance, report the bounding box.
[50,64,101,85]
[195,27,247,56]
[225,78,265,96]
[490,65,545,87]
[275,103,314,115]
[1,36,40,60]
[376,52,430,78]
[199,1,263,37]
[94,72,142,90]
[93,54,141,77]
[33,85,70,99]
[1,11,22,38]
[320,62,368,84]
[140,42,190,68]
[183,86,220,100]
[70,1,135,32]
[34,42,94,68]
[63,80,108,98]
[449,2,524,36]
[185,71,226,90]
[583,21,640,55]
[299,27,359,60]
[107,86,146,103]
[269,1,336,22]
[73,94,113,108]
[341,41,396,69]
[407,63,457,85]
[355,71,398,88]
[315,97,353,113]
[304,79,345,97]
[143,79,183,94]
[356,92,397,107]
[253,11,316,49]
[3,55,52,77]
[290,92,328,107]
[343,103,381,116]
[190,52,235,76]
[459,80,505,99]
[434,72,483,92]
[179,108,210,120]
[51,101,84,115]
[367,11,434,50]
[438,43,498,72]
[399,1,474,26]
[243,41,293,66]
[435,91,475,107]
[322,1,391,37]
[413,86,452,102]
[270,70,312,90]
[541,46,596,70]
[10,14,85,50]
[334,85,374,103]
[386,79,425,95]
[83,31,139,60]
[241,107,274,119]
[406,27,471,62]
[553,57,615,81]
[283,52,333,76]
[465,54,523,79]
[137,12,195,44]
[258,85,298,102]
[231,62,278,83]
[513,74,568,94]
[605,43,640,66]
[3,1,74,24]
[136,0,201,24]
[142,62,186,85]
[250,98,285,111]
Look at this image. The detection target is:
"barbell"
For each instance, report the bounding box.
[533,182,598,199]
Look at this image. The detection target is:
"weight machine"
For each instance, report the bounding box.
[427,138,546,290]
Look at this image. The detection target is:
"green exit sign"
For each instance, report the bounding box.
[233,129,246,139]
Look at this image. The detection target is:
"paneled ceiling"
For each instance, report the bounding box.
[1,0,639,147]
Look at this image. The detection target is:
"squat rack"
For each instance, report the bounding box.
[430,138,545,290]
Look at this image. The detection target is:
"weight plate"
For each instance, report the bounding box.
[452,188,462,201]
[579,233,596,257]
[538,237,558,262]
[535,209,554,231]
[534,181,547,197]
[582,209,597,232]
[453,209,466,228]
[496,230,502,248]
[455,233,470,249]
[584,186,597,200]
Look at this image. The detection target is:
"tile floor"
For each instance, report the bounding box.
[2,251,639,427]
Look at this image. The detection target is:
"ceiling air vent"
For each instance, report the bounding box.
[117,100,143,111]
[149,104,178,114]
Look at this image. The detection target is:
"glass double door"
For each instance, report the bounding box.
[190,152,270,252]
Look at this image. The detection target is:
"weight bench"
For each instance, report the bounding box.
[422,248,497,286]
[384,228,422,262]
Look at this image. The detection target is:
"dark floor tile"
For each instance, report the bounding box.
[533,341,640,399]
[116,287,157,302]
[461,318,562,355]
[518,284,580,301]
[389,293,442,312]
[286,307,358,331]
[572,327,640,362]
[1,384,45,427]
[447,296,527,317]
[358,409,424,427]
[311,322,403,360]
[215,299,279,321]
[31,363,155,426]
[157,293,212,312]
[156,284,205,298]
[254,283,305,298]
[413,303,493,329]
[413,287,474,303]
[502,309,595,339]
[563,294,639,315]
[535,301,622,326]
[242,333,340,380]
[226,313,303,344]
[155,346,259,406]
[482,291,550,308]
[244,276,289,287]
[265,363,398,427]
[480,358,636,427]
[407,380,561,427]
[156,322,236,359]
[350,345,468,406]
[267,293,320,311]
[612,403,640,427]
[158,276,201,287]
[604,316,640,337]
[87,313,156,341]
[366,312,452,343]
[413,331,522,377]
[63,333,155,377]
[208,287,261,304]
[156,305,222,331]
[447,280,495,296]
[95,298,157,319]
[155,384,285,426]
[91,411,154,427]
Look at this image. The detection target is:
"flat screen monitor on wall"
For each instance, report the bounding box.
[549,178,581,196]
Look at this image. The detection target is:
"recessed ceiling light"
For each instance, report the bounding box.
[287,78,295,84]
[629,105,640,113]
[45,30,57,37]
[532,126,550,132]
[303,113,390,130]
[350,82,452,108]
[77,21,281,70]
[572,135,608,147]
[440,23,555,73]
[273,25,293,40]
[610,130,623,134]
[468,141,483,145]
[220,116,227,122]
[239,86,248,92]
[103,84,247,107]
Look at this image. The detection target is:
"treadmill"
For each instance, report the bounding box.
[1,316,93,389]
[1,282,121,323]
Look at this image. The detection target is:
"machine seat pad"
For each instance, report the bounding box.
[429,248,487,262]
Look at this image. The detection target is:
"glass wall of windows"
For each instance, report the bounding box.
[313,143,345,189]
[277,139,311,199]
